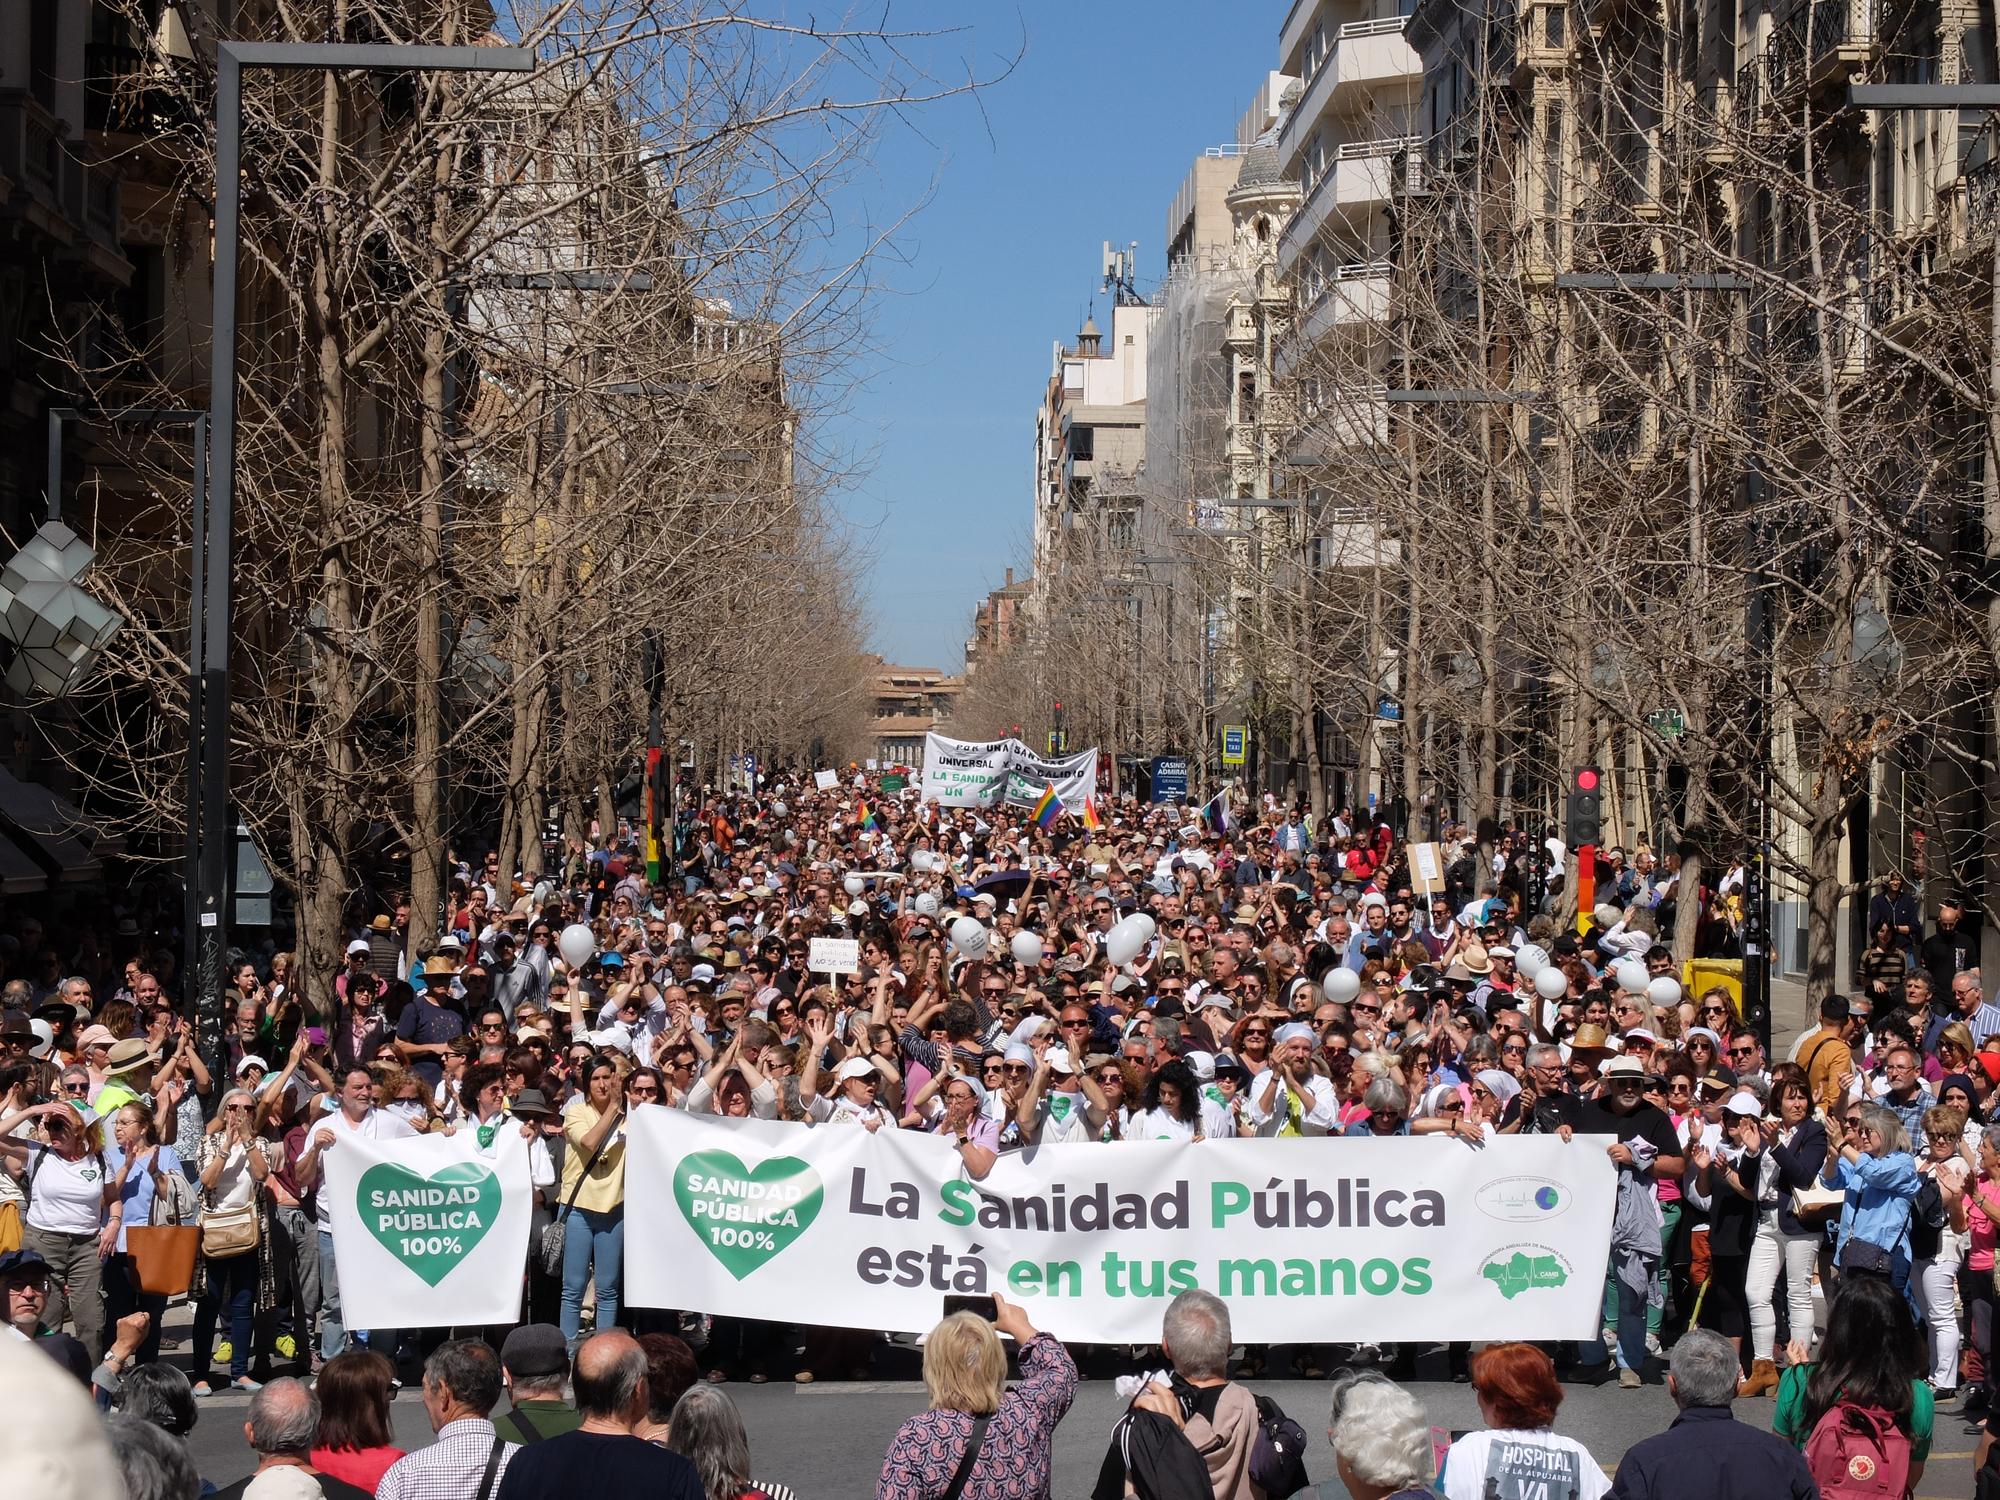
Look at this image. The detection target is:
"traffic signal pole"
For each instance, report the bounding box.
[1567,767,1603,932]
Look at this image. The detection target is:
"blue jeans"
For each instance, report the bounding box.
[194,1248,258,1380]
[317,1228,399,1365]
[559,1205,625,1348]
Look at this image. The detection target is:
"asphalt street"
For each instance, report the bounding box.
[173,1367,1983,1498]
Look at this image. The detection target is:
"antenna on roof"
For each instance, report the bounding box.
[1102,240,1146,307]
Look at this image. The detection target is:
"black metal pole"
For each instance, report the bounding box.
[1742,307,1775,1051]
[199,43,243,1050]
[203,41,534,1033]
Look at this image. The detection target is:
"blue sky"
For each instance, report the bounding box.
[819,3,1284,669]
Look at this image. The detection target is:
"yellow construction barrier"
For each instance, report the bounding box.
[1683,958,1744,1023]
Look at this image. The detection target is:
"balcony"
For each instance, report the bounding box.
[1277,18,1422,177]
[1278,136,1419,275]
[0,90,78,244]
[1809,0,1879,79]
[1299,264,1393,346]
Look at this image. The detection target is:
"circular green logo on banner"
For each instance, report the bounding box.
[357,1160,500,1286]
[673,1150,823,1280]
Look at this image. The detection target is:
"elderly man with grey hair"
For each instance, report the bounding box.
[210,1377,372,1500]
[1605,1329,1815,1500]
[1113,1290,1263,1500]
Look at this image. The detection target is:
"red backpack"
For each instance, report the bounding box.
[1803,1400,1912,1500]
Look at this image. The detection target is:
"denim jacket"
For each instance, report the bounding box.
[1822,1147,1918,1255]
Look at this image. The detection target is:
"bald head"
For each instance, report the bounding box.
[573,1331,647,1426]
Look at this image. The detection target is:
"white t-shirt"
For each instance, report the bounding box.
[23,1144,109,1235]
[1442,1428,1610,1500]
[1031,1091,1092,1146]
[1125,1108,1200,1143]
[310,1107,418,1227]
[809,1093,896,1129]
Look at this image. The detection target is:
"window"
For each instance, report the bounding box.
[1069,425,1095,461]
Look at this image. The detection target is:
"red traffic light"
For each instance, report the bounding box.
[1575,767,1600,792]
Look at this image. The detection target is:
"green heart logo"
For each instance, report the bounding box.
[672,1150,823,1280]
[356,1160,500,1287]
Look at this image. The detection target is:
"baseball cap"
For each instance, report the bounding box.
[834,1056,878,1082]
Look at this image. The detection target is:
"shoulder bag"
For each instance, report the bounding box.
[199,1140,263,1258]
[940,1414,990,1500]
[538,1114,615,1277]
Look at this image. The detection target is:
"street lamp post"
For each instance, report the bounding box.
[202,41,534,1036]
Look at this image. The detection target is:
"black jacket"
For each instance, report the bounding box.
[1771,1118,1829,1235]
[1608,1405,1817,1500]
[1092,1410,1215,1500]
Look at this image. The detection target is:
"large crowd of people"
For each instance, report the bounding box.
[2,770,1999,1495]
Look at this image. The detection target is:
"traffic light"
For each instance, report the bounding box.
[1566,766,1603,846]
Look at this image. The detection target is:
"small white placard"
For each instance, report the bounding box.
[808,937,861,975]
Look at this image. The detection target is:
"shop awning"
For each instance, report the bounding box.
[0,768,117,883]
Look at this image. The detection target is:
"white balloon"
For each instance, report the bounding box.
[910,850,932,873]
[773,801,788,818]
[1514,944,1547,981]
[843,874,865,897]
[1105,913,1156,967]
[1615,959,1650,995]
[1322,967,1361,1004]
[1534,965,1569,1000]
[557,923,596,970]
[1646,974,1683,1008]
[949,916,989,957]
[1010,931,1044,966]
[914,892,939,917]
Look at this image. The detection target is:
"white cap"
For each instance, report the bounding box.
[690,963,716,984]
[1044,1046,1077,1074]
[345,939,371,956]
[1184,1050,1216,1081]
[835,1056,878,1082]
[235,1054,269,1075]
[588,1028,633,1055]
[847,900,869,917]
[973,892,998,908]
[1722,1091,1763,1117]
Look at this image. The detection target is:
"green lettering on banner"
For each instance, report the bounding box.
[356,1161,500,1286]
[672,1150,824,1279]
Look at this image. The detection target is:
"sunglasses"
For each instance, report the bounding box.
[1438,1099,1465,1112]
[1728,1045,1757,1057]
[1097,1072,1122,1084]
[60,1081,88,1095]
[1502,1043,1526,1055]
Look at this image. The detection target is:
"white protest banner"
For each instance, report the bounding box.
[920,733,1098,810]
[807,936,860,975]
[813,769,839,791]
[324,1128,533,1329]
[625,1111,1614,1344]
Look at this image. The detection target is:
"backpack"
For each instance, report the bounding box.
[1248,1391,1311,1499]
[1803,1400,1912,1500]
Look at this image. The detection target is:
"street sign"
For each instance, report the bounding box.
[1151,756,1190,802]
[1221,725,1247,767]
[1647,709,1685,739]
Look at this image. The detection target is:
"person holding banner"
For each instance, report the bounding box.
[295,1067,416,1370]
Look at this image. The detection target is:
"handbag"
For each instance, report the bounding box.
[1791,1183,1845,1225]
[202,1203,260,1259]
[129,1152,203,1295]
[1839,1237,1895,1274]
[538,1118,614,1277]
